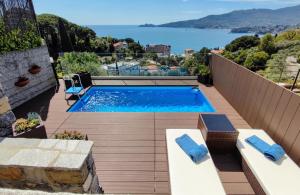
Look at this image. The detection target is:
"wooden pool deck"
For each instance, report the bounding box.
[13,79,254,195]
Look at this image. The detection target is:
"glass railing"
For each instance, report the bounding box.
[58,52,193,77]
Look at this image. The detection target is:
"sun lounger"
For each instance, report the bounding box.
[237,129,300,195]
[166,129,226,195]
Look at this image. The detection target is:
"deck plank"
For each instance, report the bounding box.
[13,79,254,195]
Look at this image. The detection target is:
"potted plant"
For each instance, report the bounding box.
[15,76,29,87]
[197,65,212,85]
[28,64,41,74]
[55,130,88,140]
[13,112,47,139]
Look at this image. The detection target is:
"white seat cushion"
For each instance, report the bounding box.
[166,129,226,195]
[237,129,300,195]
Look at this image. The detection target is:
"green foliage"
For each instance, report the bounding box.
[244,51,269,70]
[298,55,300,63]
[194,47,211,65]
[0,20,42,54]
[261,44,300,82]
[223,28,300,82]
[37,14,96,58]
[14,114,41,134]
[58,52,107,76]
[27,112,40,121]
[196,65,211,76]
[275,29,300,42]
[144,52,158,61]
[183,47,211,75]
[55,130,86,140]
[225,36,260,52]
[183,57,198,74]
[37,14,145,59]
[260,34,276,54]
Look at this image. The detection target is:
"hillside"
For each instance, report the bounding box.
[159,5,300,29]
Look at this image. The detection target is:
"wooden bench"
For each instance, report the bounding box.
[166,129,226,195]
[237,129,300,195]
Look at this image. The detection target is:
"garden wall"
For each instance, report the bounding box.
[0,45,56,109]
[0,84,15,137]
[0,138,103,194]
[210,54,300,166]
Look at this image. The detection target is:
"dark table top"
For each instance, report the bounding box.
[201,114,236,132]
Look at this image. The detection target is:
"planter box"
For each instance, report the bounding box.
[197,75,212,85]
[13,118,47,139]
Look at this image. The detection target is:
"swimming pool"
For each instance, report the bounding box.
[68,86,216,112]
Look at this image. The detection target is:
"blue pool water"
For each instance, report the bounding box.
[68,86,216,112]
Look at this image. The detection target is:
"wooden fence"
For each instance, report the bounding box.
[211,54,300,165]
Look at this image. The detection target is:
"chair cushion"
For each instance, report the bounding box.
[66,87,83,94]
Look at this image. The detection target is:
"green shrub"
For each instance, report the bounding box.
[260,34,276,54]
[55,130,86,140]
[275,29,300,42]
[225,36,260,52]
[0,20,42,54]
[14,113,41,134]
[298,55,300,63]
[234,49,249,65]
[244,51,269,70]
[58,52,107,76]
[261,44,300,82]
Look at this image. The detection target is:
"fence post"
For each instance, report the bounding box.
[291,69,300,91]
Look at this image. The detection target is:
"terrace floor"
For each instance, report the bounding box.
[13,79,254,195]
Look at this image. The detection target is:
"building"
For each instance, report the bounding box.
[113,41,128,50]
[145,44,171,57]
[184,48,194,57]
[211,49,224,55]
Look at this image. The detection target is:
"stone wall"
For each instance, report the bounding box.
[0,84,15,137]
[0,138,103,194]
[0,45,57,109]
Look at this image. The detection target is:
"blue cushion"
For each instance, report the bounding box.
[246,135,286,161]
[66,87,83,94]
[264,144,286,161]
[175,134,208,163]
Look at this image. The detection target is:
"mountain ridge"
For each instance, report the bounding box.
[158,5,300,29]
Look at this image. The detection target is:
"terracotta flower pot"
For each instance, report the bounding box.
[15,78,29,87]
[29,66,41,74]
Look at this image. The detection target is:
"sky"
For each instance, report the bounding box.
[32,0,300,25]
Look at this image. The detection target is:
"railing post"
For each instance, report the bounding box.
[291,69,300,91]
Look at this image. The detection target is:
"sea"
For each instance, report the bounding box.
[88,25,251,54]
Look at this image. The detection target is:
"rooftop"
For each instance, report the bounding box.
[13,79,254,194]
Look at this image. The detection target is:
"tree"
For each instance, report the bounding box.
[58,18,73,52]
[244,51,269,70]
[225,36,260,52]
[260,34,276,55]
[194,47,211,65]
[234,49,248,65]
